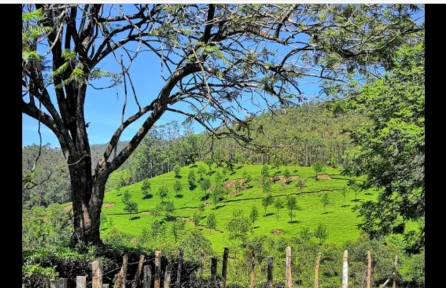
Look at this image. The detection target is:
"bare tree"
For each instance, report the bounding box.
[22,4,422,246]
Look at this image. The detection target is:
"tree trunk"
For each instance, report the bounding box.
[68,154,108,247]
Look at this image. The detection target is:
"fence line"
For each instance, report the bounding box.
[23,247,398,288]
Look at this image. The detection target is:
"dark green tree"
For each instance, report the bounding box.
[174,180,182,197]
[343,41,425,252]
[206,212,217,234]
[188,169,196,190]
[321,193,330,212]
[286,195,300,223]
[262,194,274,216]
[141,179,151,199]
[249,205,259,227]
[174,163,182,178]
[158,185,169,203]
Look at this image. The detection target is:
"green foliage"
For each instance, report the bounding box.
[174,163,182,178]
[283,169,291,180]
[321,193,330,212]
[262,180,272,194]
[197,165,207,180]
[249,206,259,226]
[141,179,151,199]
[312,162,324,179]
[171,218,186,242]
[242,171,252,184]
[158,185,169,202]
[163,201,175,217]
[226,209,251,246]
[188,169,196,189]
[211,185,223,209]
[199,177,211,196]
[124,200,138,219]
[151,219,166,240]
[192,209,201,226]
[261,165,270,182]
[122,190,131,204]
[206,212,217,234]
[262,194,274,216]
[299,226,312,243]
[174,180,182,196]
[22,204,72,252]
[274,197,284,219]
[286,195,300,223]
[204,158,214,171]
[343,41,425,252]
[315,223,329,244]
[179,230,213,263]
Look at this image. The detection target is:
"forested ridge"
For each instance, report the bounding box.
[22,102,365,209]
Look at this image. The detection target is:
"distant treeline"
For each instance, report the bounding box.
[22,102,366,209]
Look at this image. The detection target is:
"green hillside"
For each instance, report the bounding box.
[100,162,377,252]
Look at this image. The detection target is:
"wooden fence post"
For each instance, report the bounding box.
[92,260,103,288]
[342,250,348,288]
[286,246,292,288]
[176,249,184,288]
[143,265,152,288]
[122,255,128,288]
[314,252,321,288]
[222,248,229,288]
[76,276,87,288]
[132,255,145,288]
[367,250,372,288]
[392,255,398,288]
[155,251,161,288]
[44,278,51,288]
[250,250,255,288]
[50,279,67,288]
[211,257,218,282]
[200,248,205,280]
[267,256,273,288]
[103,285,110,288]
[164,263,172,288]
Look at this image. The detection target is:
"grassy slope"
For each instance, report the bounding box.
[100,163,385,252]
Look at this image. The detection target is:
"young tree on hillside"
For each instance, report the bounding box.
[274,197,284,219]
[198,165,207,180]
[249,205,259,227]
[158,185,169,203]
[312,162,324,180]
[151,220,165,241]
[163,201,175,218]
[124,200,138,219]
[284,169,291,184]
[188,170,196,190]
[262,194,274,216]
[263,180,272,194]
[200,177,211,197]
[234,180,242,196]
[299,226,311,243]
[206,212,217,234]
[23,3,422,246]
[174,163,182,178]
[321,193,330,212]
[141,179,151,199]
[211,185,223,210]
[286,196,300,223]
[315,223,329,245]
[122,190,131,204]
[214,171,224,187]
[341,187,348,205]
[192,209,201,226]
[243,171,252,185]
[296,179,306,191]
[174,180,182,197]
[226,209,251,257]
[261,165,270,184]
[171,218,186,242]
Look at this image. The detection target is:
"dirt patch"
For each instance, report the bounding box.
[270,175,299,183]
[223,179,245,189]
[130,237,136,244]
[317,174,331,180]
[103,202,115,209]
[204,202,212,207]
[271,229,284,235]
